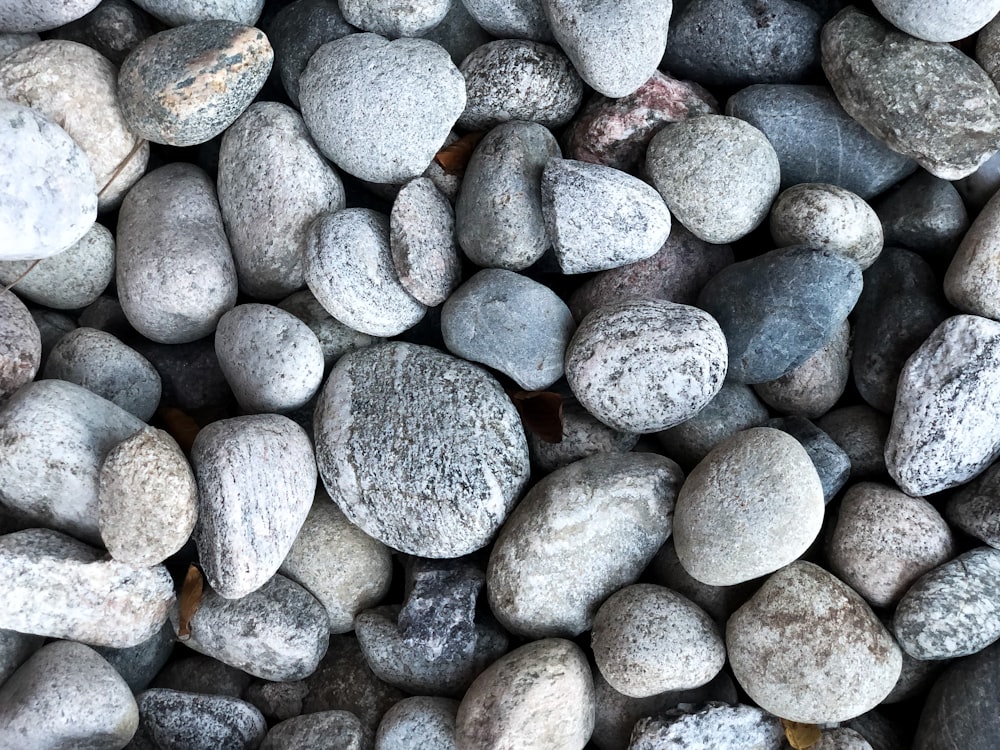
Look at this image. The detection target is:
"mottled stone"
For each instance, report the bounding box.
[875,171,969,265]
[400,558,486,662]
[488,452,682,637]
[118,21,272,146]
[0,0,102,33]
[278,290,382,370]
[817,405,890,481]
[376,696,458,750]
[263,711,372,750]
[767,416,851,502]
[49,0,152,65]
[136,689,266,750]
[815,728,875,750]
[874,0,1000,42]
[340,0,449,37]
[0,290,40,402]
[390,177,460,306]
[727,561,902,723]
[460,0,551,40]
[133,0,263,25]
[946,188,1000,321]
[630,703,786,750]
[529,391,639,472]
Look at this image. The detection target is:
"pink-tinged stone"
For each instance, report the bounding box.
[563,71,717,172]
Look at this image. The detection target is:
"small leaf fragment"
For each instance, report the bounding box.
[433,131,486,175]
[781,719,822,750]
[508,389,564,443]
[177,564,204,641]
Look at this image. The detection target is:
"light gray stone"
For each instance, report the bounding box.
[814,728,876,750]
[0,31,37,56]
[136,689,266,750]
[629,703,786,750]
[263,710,372,750]
[761,418,851,503]
[460,0,552,40]
[278,290,383,370]
[341,0,450,37]
[376,696,458,750]
[945,189,1000,321]
[0,628,44,687]
[873,0,1000,42]
[0,1,102,35]
[0,289,40,402]
[132,0,263,25]
[390,177,460,306]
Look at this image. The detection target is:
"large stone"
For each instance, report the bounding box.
[376,696,458,750]
[630,703,786,750]
[135,689,266,750]
[873,0,1000,43]
[133,0,263,25]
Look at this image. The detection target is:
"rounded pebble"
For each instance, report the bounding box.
[278,289,381,371]
[871,0,1000,43]
[0,0,102,32]
[390,177,461,306]
[630,702,785,750]
[341,0,449,37]
[136,689,266,750]
[0,289,41,402]
[817,405,891,482]
[945,461,1000,549]
[263,710,372,750]
[376,696,458,750]
[460,0,552,41]
[945,189,1000,321]
[132,0,263,26]
[49,0,152,65]
[874,171,969,265]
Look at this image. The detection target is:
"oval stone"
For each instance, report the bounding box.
[872,0,1000,42]
[0,289,40,402]
[390,177,460,306]
[945,189,1000,321]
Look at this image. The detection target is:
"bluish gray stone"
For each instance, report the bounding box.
[630,703,785,750]
[767,416,851,502]
[49,0,153,65]
[874,172,969,265]
[399,558,486,663]
[263,711,372,750]
[946,461,1000,549]
[132,0,263,25]
[460,0,551,40]
[95,621,176,693]
[136,689,266,750]
[376,696,458,750]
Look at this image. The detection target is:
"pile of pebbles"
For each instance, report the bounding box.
[4,0,1000,748]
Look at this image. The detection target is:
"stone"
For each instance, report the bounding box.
[132,0,263,25]
[0,628,43,687]
[885,315,1000,496]
[815,729,875,750]
[301,33,464,183]
[214,304,325,414]
[827,482,955,608]
[441,269,575,390]
[172,574,329,681]
[420,0,491,65]
[0,641,138,750]
[817,405,890,481]
[821,7,1000,180]
[874,171,969,265]
[696,245,863,384]
[263,711,372,750]
[956,149,1000,212]
[727,561,902,723]
[529,391,640,472]
[192,414,316,599]
[151,656,252,698]
[945,189,1000,321]
[49,0,152,65]
[852,247,950,414]
[873,0,1000,42]
[541,157,672,274]
[0,100,96,261]
[314,342,530,558]
[0,40,147,209]
[753,319,852,419]
[44,327,161,421]
[94,622,176,694]
[118,21,272,146]
[134,337,234,413]
[116,163,238,345]
[29,308,76,370]
[376,696,458,750]
[99,426,197,567]
[0,528,174,647]
[0,289,40,402]
[341,0,449,37]
[460,0,552,41]
[770,183,883,269]
[946,461,1000,549]
[278,290,383,371]
[767,416,851,502]
[0,379,144,544]
[569,224,733,321]
[218,101,346,300]
[488,452,682,637]
[881,643,948,705]
[305,208,427,338]
[646,115,779,244]
[844,711,906,750]
[389,177,460,306]
[591,584,724,698]
[629,703,786,750]
[0,0,102,31]
[135,689,266,750]
[455,120,560,271]
[673,427,825,586]
[458,39,583,130]
[78,295,133,339]
[542,0,670,98]
[280,496,393,634]
[456,638,594,750]
[0,31,37,56]
[241,680,308,722]
[0,222,115,310]
[725,83,917,199]
[565,299,728,433]
[893,547,1000,660]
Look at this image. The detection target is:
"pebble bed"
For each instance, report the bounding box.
[2,1,1000,749]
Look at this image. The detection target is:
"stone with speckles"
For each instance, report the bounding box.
[278,290,383,371]
[135,689,267,750]
[0,0,102,32]
[528,393,639,472]
[0,290,40,402]
[263,711,372,750]
[873,0,1000,43]
[946,461,1000,549]
[341,0,450,37]
[133,0,263,26]
[376,696,458,750]
[390,177,461,306]
[630,702,786,750]
[945,189,1000,322]
[49,0,152,65]
[460,0,552,41]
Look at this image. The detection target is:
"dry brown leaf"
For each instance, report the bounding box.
[508,389,564,443]
[433,131,486,175]
[781,719,822,750]
[177,564,204,641]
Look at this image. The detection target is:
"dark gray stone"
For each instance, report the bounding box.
[816,405,890,482]
[50,0,153,64]
[263,711,372,750]
[629,703,786,750]
[956,150,1000,212]
[27,307,75,371]
[420,0,491,65]
[151,656,252,698]
[767,416,851,502]
[136,689,266,750]
[874,172,969,265]
[0,628,43,688]
[946,461,1000,549]
[94,621,176,693]
[132,336,234,412]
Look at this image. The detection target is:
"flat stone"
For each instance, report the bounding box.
[885,315,1000,496]
[0,528,174,647]
[263,711,372,750]
[874,171,969,265]
[376,696,458,750]
[817,405,890,481]
[946,461,1000,549]
[630,703,786,750]
[314,342,530,558]
[0,0,102,32]
[0,289,40,402]
[873,0,1000,42]
[94,622,176,694]
[49,0,152,64]
[341,0,449,36]
[488,452,682,637]
[118,21,272,146]
[727,561,902,723]
[135,689,266,750]
[767,416,851,502]
[821,7,1000,180]
[389,177,460,306]
[132,0,263,25]
[460,0,552,41]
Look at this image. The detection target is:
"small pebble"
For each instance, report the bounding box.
[135,689,266,750]
[946,461,1000,549]
[872,0,1000,43]
[874,171,969,265]
[50,0,153,64]
[817,404,890,481]
[0,289,41,402]
[390,177,460,306]
[945,189,1000,320]
[243,680,309,723]
[341,0,449,37]
[459,0,552,41]
[815,728,876,750]
[132,0,263,26]
[0,0,102,32]
[376,696,458,750]
[263,710,372,750]
[630,702,786,750]
[767,416,851,502]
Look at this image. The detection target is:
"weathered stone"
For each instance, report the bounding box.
[376,696,458,750]
[263,711,372,750]
[875,171,969,265]
[133,0,263,25]
[49,0,152,64]
[460,0,552,41]
[0,290,40,402]
[630,703,786,750]
[135,689,266,750]
[390,177,460,306]
[874,0,1000,42]
[945,189,1000,321]
[0,0,103,32]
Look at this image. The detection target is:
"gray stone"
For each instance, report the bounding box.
[0,39,148,209]
[629,703,786,750]
[0,0,102,33]
[99,426,197,567]
[442,269,575,390]
[727,561,902,723]
[541,157,672,274]
[946,188,1000,321]
[341,0,449,37]
[978,15,1000,85]
[215,304,325,414]
[263,711,372,750]
[844,711,906,750]
[529,392,639,472]
[873,0,1000,42]
[49,0,152,65]
[192,414,316,599]
[132,0,262,25]
[881,643,948,705]
[893,547,1000,660]
[78,295,132,339]
[301,33,464,183]
[0,628,43,687]
[458,39,583,130]
[118,21,272,146]
[0,528,174,647]
[136,689,266,750]
[817,405,890,481]
[314,342,530,558]
[767,416,851,502]
[946,461,1000,549]
[420,0,490,65]
[278,290,382,371]
[455,120,560,271]
[542,0,670,98]
[390,177,460,306]
[94,622,175,694]
[173,573,329,681]
[218,101,345,299]
[133,337,234,412]
[456,638,595,750]
[827,482,955,608]
[646,115,779,244]
[821,7,1000,180]
[29,308,76,370]
[875,171,969,265]
[116,163,238,345]
[886,315,1000,496]
[0,379,144,544]
[376,696,458,750]
[0,641,138,750]
[725,84,917,199]
[673,427,825,586]
[0,100,96,261]
[44,327,161,421]
[151,656,251,698]
[0,31,37,56]
[814,729,875,750]
[956,149,1000,212]
[696,245,863,384]
[0,289,40,402]
[241,680,307,723]
[305,208,427,337]
[0,222,115,310]
[565,299,728,433]
[460,0,551,40]
[488,452,682,637]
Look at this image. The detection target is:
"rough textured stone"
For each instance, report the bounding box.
[340,0,449,37]
[946,461,1000,549]
[945,189,1000,321]
[885,315,1000,496]
[49,0,152,65]
[727,561,902,723]
[821,7,1000,180]
[488,452,682,637]
[278,290,382,370]
[133,0,263,25]
[818,405,890,481]
[630,703,786,750]
[0,31,38,56]
[528,392,640,472]
[873,0,1000,43]
[0,0,103,32]
[376,696,458,750]
[135,689,266,750]
[314,342,530,558]
[646,115,779,244]
[875,171,969,265]
[0,290,40,402]
[460,0,552,41]
[767,416,851,502]
[263,711,372,750]
[815,728,875,750]
[390,177,460,306]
